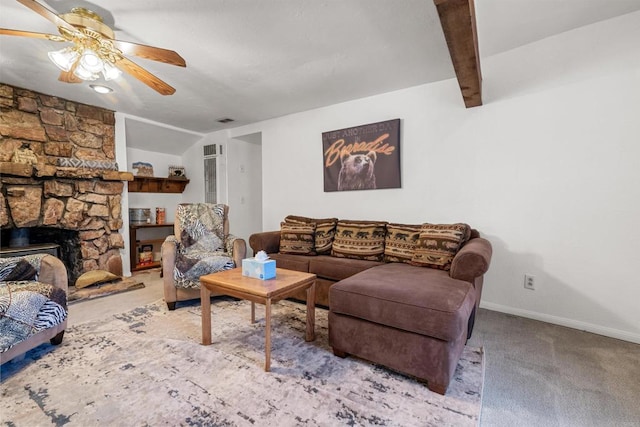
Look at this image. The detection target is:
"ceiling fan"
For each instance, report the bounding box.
[0,0,186,95]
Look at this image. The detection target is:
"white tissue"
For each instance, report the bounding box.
[255,250,269,261]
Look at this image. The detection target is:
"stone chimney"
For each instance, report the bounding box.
[0,84,133,283]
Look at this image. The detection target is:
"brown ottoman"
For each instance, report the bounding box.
[328,262,476,394]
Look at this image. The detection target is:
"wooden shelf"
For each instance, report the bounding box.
[128,176,189,193]
[129,223,174,273]
[133,261,161,271]
[130,223,175,230]
[137,238,167,245]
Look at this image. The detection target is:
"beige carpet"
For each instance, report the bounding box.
[67,276,145,303]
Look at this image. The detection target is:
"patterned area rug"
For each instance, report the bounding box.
[1,299,484,426]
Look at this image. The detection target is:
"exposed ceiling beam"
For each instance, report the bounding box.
[434,0,482,108]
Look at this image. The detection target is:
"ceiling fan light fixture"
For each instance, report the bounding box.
[47,47,79,72]
[102,61,122,81]
[73,62,99,81]
[11,1,184,95]
[79,49,103,73]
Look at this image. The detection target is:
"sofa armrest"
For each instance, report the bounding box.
[249,231,281,255]
[226,234,247,266]
[37,255,69,293]
[161,236,178,279]
[161,235,179,301]
[449,237,492,283]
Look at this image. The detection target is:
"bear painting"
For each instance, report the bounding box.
[337,151,377,191]
[322,119,401,192]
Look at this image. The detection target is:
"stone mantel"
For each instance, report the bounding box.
[0,161,133,181]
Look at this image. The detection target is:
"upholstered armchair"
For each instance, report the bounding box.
[161,203,246,310]
[0,254,68,364]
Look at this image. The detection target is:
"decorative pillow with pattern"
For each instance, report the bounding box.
[285,215,338,255]
[331,220,387,261]
[384,223,422,263]
[279,222,317,255]
[410,223,471,271]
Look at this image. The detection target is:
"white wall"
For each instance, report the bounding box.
[221,11,640,343]
[179,131,262,248]
[180,132,228,205]
[126,147,184,224]
[227,133,263,246]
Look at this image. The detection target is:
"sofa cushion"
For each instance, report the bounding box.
[331,220,387,261]
[285,215,338,255]
[309,255,384,282]
[410,223,471,271]
[313,218,338,255]
[279,222,316,255]
[330,263,475,342]
[384,223,421,263]
[268,253,311,273]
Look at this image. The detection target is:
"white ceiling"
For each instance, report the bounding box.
[2,0,640,153]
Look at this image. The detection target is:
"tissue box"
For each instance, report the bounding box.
[242,258,276,280]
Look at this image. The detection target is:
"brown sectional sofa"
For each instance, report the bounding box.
[249,216,492,394]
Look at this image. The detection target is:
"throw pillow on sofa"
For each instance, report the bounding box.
[384,223,422,263]
[410,223,471,271]
[285,215,338,254]
[279,222,317,255]
[331,220,387,261]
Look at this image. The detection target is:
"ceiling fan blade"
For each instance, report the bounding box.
[115,56,176,95]
[113,40,186,67]
[0,28,63,41]
[58,70,82,83]
[58,60,82,83]
[16,0,77,33]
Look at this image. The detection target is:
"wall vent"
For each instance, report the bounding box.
[204,144,216,156]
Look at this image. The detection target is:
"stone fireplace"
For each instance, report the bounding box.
[0,84,133,284]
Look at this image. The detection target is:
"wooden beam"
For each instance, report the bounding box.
[434,0,482,108]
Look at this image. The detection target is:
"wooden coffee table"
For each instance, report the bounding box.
[200,267,316,371]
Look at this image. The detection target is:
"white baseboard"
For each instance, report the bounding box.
[479,301,640,345]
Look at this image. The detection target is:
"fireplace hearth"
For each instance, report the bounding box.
[0,174,129,283]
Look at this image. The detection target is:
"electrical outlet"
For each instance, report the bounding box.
[524,274,535,290]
